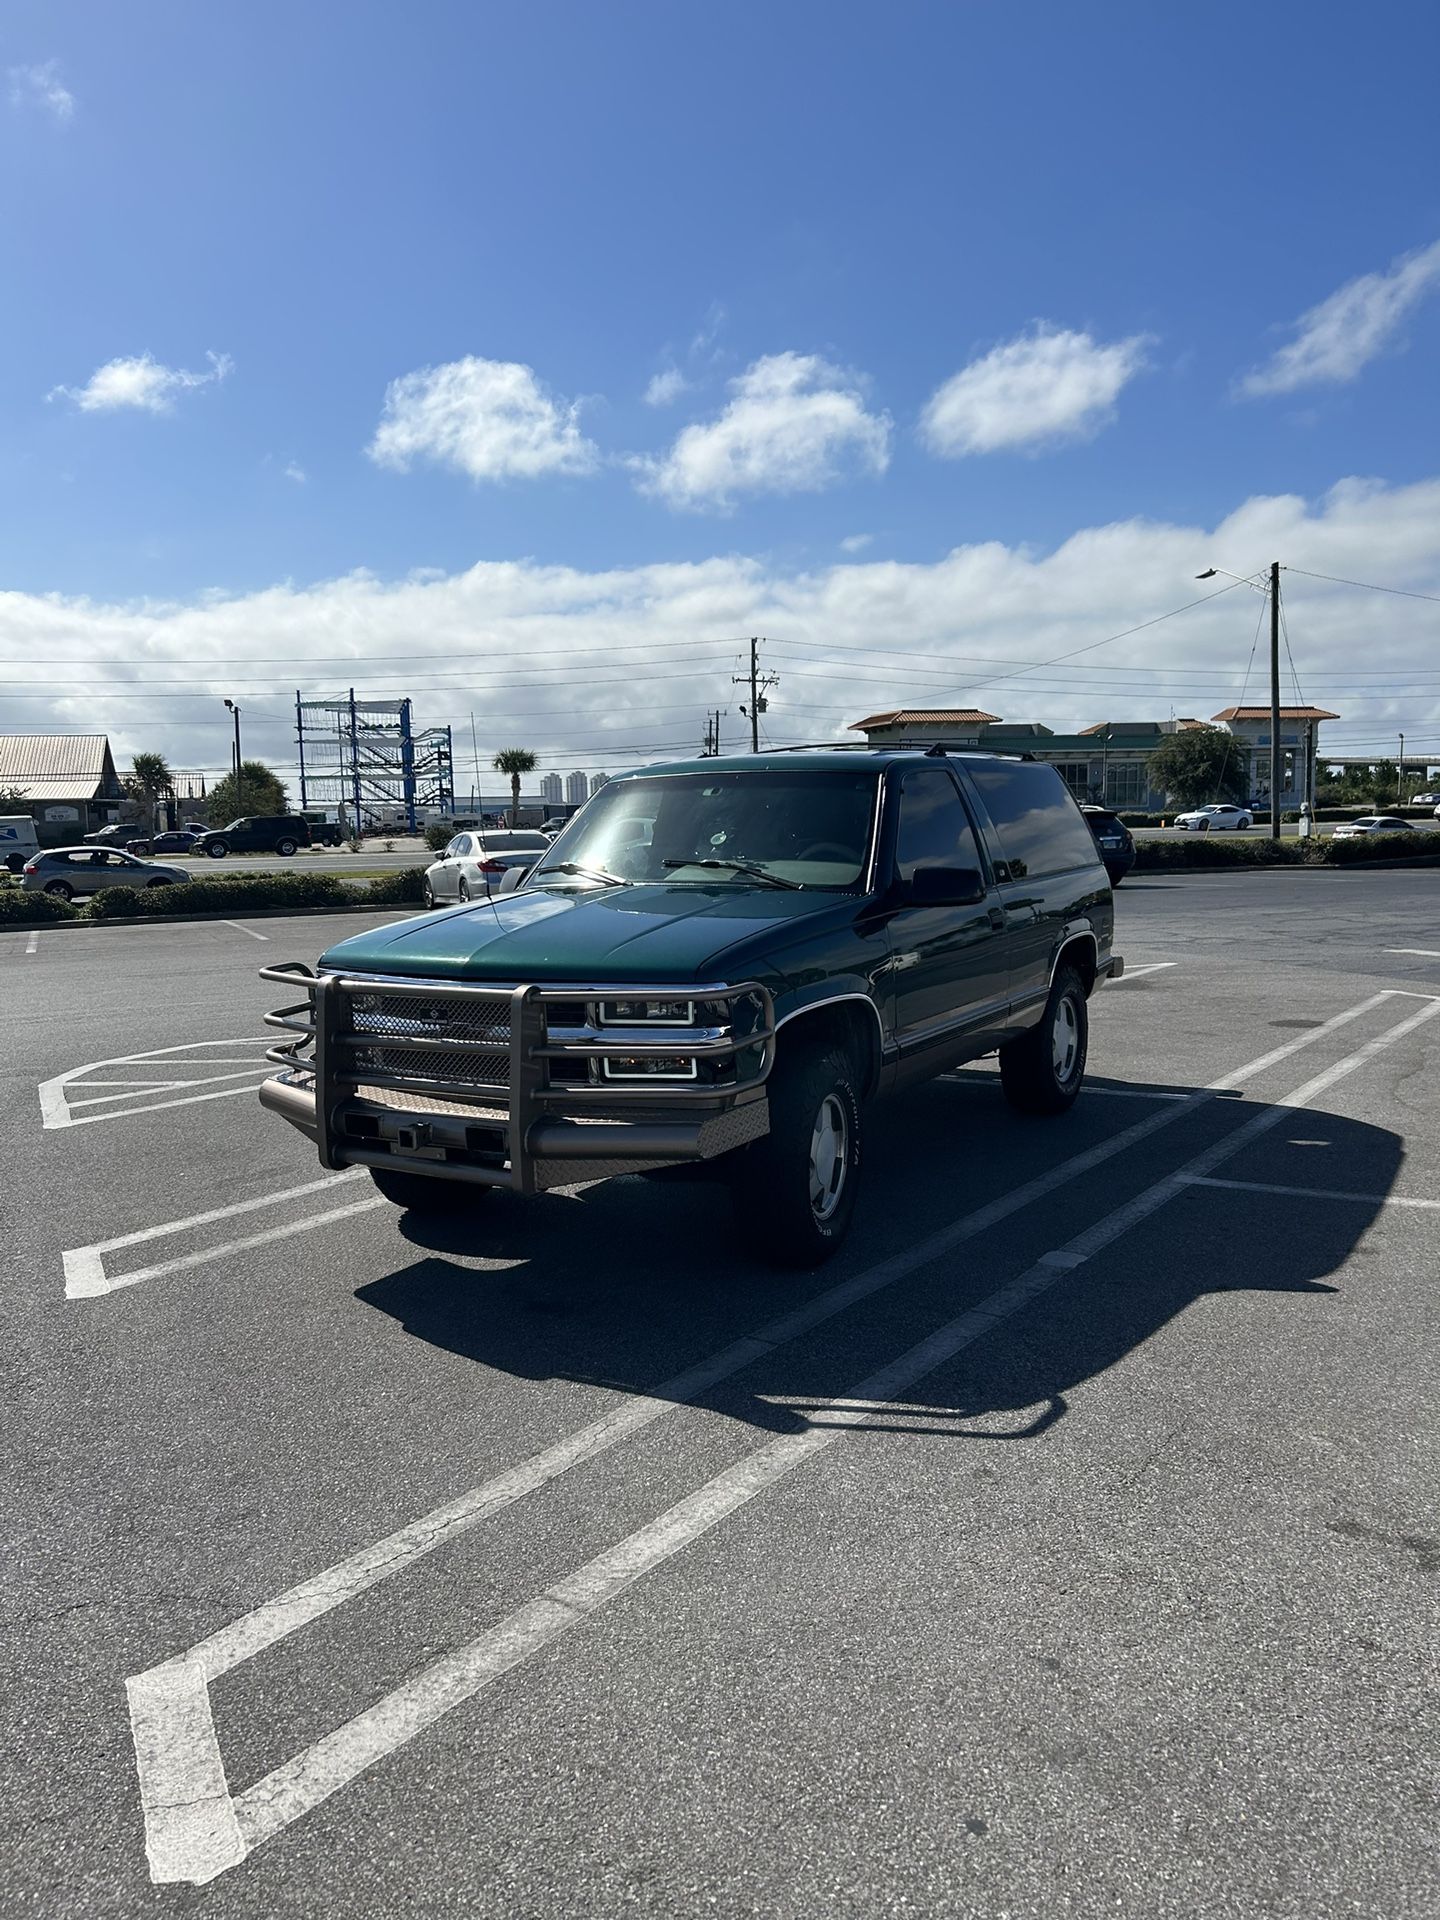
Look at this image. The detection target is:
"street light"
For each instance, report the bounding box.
[223,698,243,815]
[1196,561,1283,841]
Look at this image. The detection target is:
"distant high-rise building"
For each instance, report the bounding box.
[540,772,563,805]
[589,771,609,796]
[565,770,589,805]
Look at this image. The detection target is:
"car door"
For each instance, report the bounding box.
[882,764,1010,1067]
[77,850,116,894]
[436,834,467,899]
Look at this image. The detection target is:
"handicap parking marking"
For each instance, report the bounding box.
[39,1038,276,1130]
[61,1168,372,1299]
[123,987,1437,1885]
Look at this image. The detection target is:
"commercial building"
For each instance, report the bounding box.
[0,734,128,844]
[850,707,1339,811]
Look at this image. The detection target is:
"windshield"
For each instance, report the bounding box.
[530,769,879,891]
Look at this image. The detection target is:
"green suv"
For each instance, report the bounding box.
[259,750,1121,1264]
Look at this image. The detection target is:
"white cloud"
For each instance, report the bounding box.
[49,351,233,414]
[1238,240,1440,397]
[367,356,597,482]
[643,367,690,408]
[637,351,890,511]
[839,533,873,553]
[921,325,1151,457]
[6,476,1439,780]
[8,60,74,122]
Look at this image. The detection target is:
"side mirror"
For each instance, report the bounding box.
[905,866,987,907]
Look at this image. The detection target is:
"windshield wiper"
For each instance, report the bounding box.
[533,861,628,888]
[663,857,801,890]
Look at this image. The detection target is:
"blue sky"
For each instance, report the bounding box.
[3,0,1439,777]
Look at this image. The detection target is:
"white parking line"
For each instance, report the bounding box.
[25,930,38,955]
[1386,947,1440,958]
[39,1038,274,1130]
[62,1169,368,1297]
[126,988,1426,1883]
[224,921,269,942]
[1107,961,1176,981]
[1179,1174,1440,1210]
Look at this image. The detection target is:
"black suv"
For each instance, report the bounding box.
[1079,806,1136,885]
[195,815,311,858]
[259,751,1121,1265]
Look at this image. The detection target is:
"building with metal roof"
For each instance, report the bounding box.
[0,734,127,842]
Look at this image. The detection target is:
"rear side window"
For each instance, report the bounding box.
[966,762,1099,880]
[893,767,985,882]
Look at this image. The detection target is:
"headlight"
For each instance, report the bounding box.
[600,1054,699,1080]
[598,998,696,1026]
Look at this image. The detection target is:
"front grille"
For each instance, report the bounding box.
[349,990,512,1090]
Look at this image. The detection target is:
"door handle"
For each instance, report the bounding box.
[988,905,1006,930]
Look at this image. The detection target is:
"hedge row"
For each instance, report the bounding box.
[1,866,428,924]
[1133,832,1440,872]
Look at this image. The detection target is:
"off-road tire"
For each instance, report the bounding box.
[368,1166,492,1211]
[999,964,1088,1115]
[729,1042,862,1268]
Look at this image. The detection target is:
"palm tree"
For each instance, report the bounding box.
[126,751,175,832]
[492,747,537,827]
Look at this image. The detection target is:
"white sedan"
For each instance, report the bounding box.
[423,829,550,907]
[1172,803,1253,832]
[1331,815,1413,840]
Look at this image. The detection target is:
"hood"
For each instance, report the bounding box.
[320,881,857,983]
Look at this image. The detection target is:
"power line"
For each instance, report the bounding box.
[1284,567,1440,604]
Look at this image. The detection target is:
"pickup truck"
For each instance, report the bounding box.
[259,749,1121,1265]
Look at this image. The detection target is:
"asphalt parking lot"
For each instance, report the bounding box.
[5,870,1439,1919]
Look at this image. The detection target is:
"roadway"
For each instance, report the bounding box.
[4,869,1439,1917]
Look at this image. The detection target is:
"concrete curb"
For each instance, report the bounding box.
[0,900,418,935]
[1132,852,1440,877]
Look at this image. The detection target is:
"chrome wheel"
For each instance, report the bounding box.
[1052,993,1080,1084]
[809,1093,848,1221]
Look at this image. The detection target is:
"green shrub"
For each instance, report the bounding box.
[0,887,79,923]
[1133,831,1440,873]
[424,822,452,852]
[89,872,351,918]
[362,867,427,906]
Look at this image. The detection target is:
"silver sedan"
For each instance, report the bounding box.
[423,830,550,907]
[21,846,193,900]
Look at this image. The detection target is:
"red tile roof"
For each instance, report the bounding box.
[850,709,1002,731]
[1211,707,1340,722]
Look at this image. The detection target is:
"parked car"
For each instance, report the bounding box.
[21,847,192,899]
[84,822,155,855]
[1331,815,1414,840]
[423,829,550,906]
[1079,805,1135,885]
[1408,791,1439,807]
[261,749,1122,1267]
[1172,803,1252,831]
[149,829,202,855]
[300,811,345,847]
[192,815,312,858]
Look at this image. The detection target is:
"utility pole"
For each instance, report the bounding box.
[733,636,778,753]
[1268,560,1281,842]
[1398,731,1405,807]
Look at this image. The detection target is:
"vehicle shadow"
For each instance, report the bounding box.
[355,1089,1402,1447]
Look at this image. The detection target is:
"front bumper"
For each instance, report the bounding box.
[257,965,774,1193]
